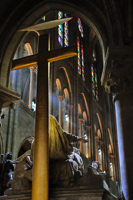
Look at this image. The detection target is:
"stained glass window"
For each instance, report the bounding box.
[95,68,99,101]
[42,16,45,21]
[64,13,69,47]
[77,37,81,75]
[77,18,84,37]
[92,49,96,61]
[58,11,63,47]
[91,64,95,96]
[77,18,85,80]
[58,11,69,47]
[91,50,99,101]
[81,43,85,80]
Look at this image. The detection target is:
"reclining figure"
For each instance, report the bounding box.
[5,115,87,193]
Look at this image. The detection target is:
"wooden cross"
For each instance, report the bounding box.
[12,22,77,200]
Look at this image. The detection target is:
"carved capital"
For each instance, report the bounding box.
[86,125,91,131]
[109,153,115,159]
[57,95,64,102]
[78,118,83,125]
[30,65,37,72]
[67,104,73,110]
[101,46,133,94]
[95,136,99,141]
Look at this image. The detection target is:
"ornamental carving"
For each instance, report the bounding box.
[104,58,133,94]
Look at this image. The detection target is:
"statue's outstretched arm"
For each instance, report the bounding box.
[64,132,88,143]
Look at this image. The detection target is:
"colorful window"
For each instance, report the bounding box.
[42,16,45,21]
[77,18,84,37]
[58,11,69,47]
[92,49,96,61]
[77,37,81,75]
[81,43,85,80]
[64,13,69,47]
[91,50,98,101]
[77,18,85,80]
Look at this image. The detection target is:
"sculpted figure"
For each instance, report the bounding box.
[0,152,15,195]
[49,115,87,186]
[5,115,87,193]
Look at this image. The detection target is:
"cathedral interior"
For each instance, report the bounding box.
[0,1,133,200]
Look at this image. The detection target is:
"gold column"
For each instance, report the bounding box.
[32,35,49,200]
[78,118,83,152]
[57,95,64,126]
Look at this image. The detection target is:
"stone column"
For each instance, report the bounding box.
[29,67,36,109]
[57,96,64,126]
[100,141,105,171]
[86,125,91,158]
[78,118,83,152]
[102,52,133,200]
[95,136,99,162]
[68,104,73,133]
[109,153,115,180]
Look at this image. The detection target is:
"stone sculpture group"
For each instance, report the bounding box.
[0,115,88,194]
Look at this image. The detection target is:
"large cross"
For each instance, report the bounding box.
[12,19,77,200]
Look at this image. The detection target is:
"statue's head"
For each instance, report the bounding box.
[6,152,12,160]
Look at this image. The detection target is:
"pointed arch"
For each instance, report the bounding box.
[56,78,61,92]
[107,128,114,153]
[96,113,103,135]
[83,111,87,122]
[24,43,33,55]
[64,88,69,101]
[59,67,72,100]
[78,104,82,115]
[81,93,90,122]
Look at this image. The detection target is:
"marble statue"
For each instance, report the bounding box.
[4,115,87,193]
[49,115,87,186]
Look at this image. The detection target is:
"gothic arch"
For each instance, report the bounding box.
[96,112,103,136]
[81,93,90,123]
[58,67,72,102]
[0,1,110,88]
[64,88,69,101]
[78,104,82,116]
[56,78,62,93]
[107,128,114,153]
[17,136,34,157]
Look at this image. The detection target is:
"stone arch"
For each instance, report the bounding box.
[24,43,33,56]
[83,111,87,122]
[96,113,103,136]
[0,1,110,88]
[81,93,90,123]
[56,78,62,93]
[107,128,114,154]
[64,88,69,101]
[58,67,72,102]
[17,136,34,157]
[78,104,82,116]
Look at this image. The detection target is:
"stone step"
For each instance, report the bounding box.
[0,187,117,200]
